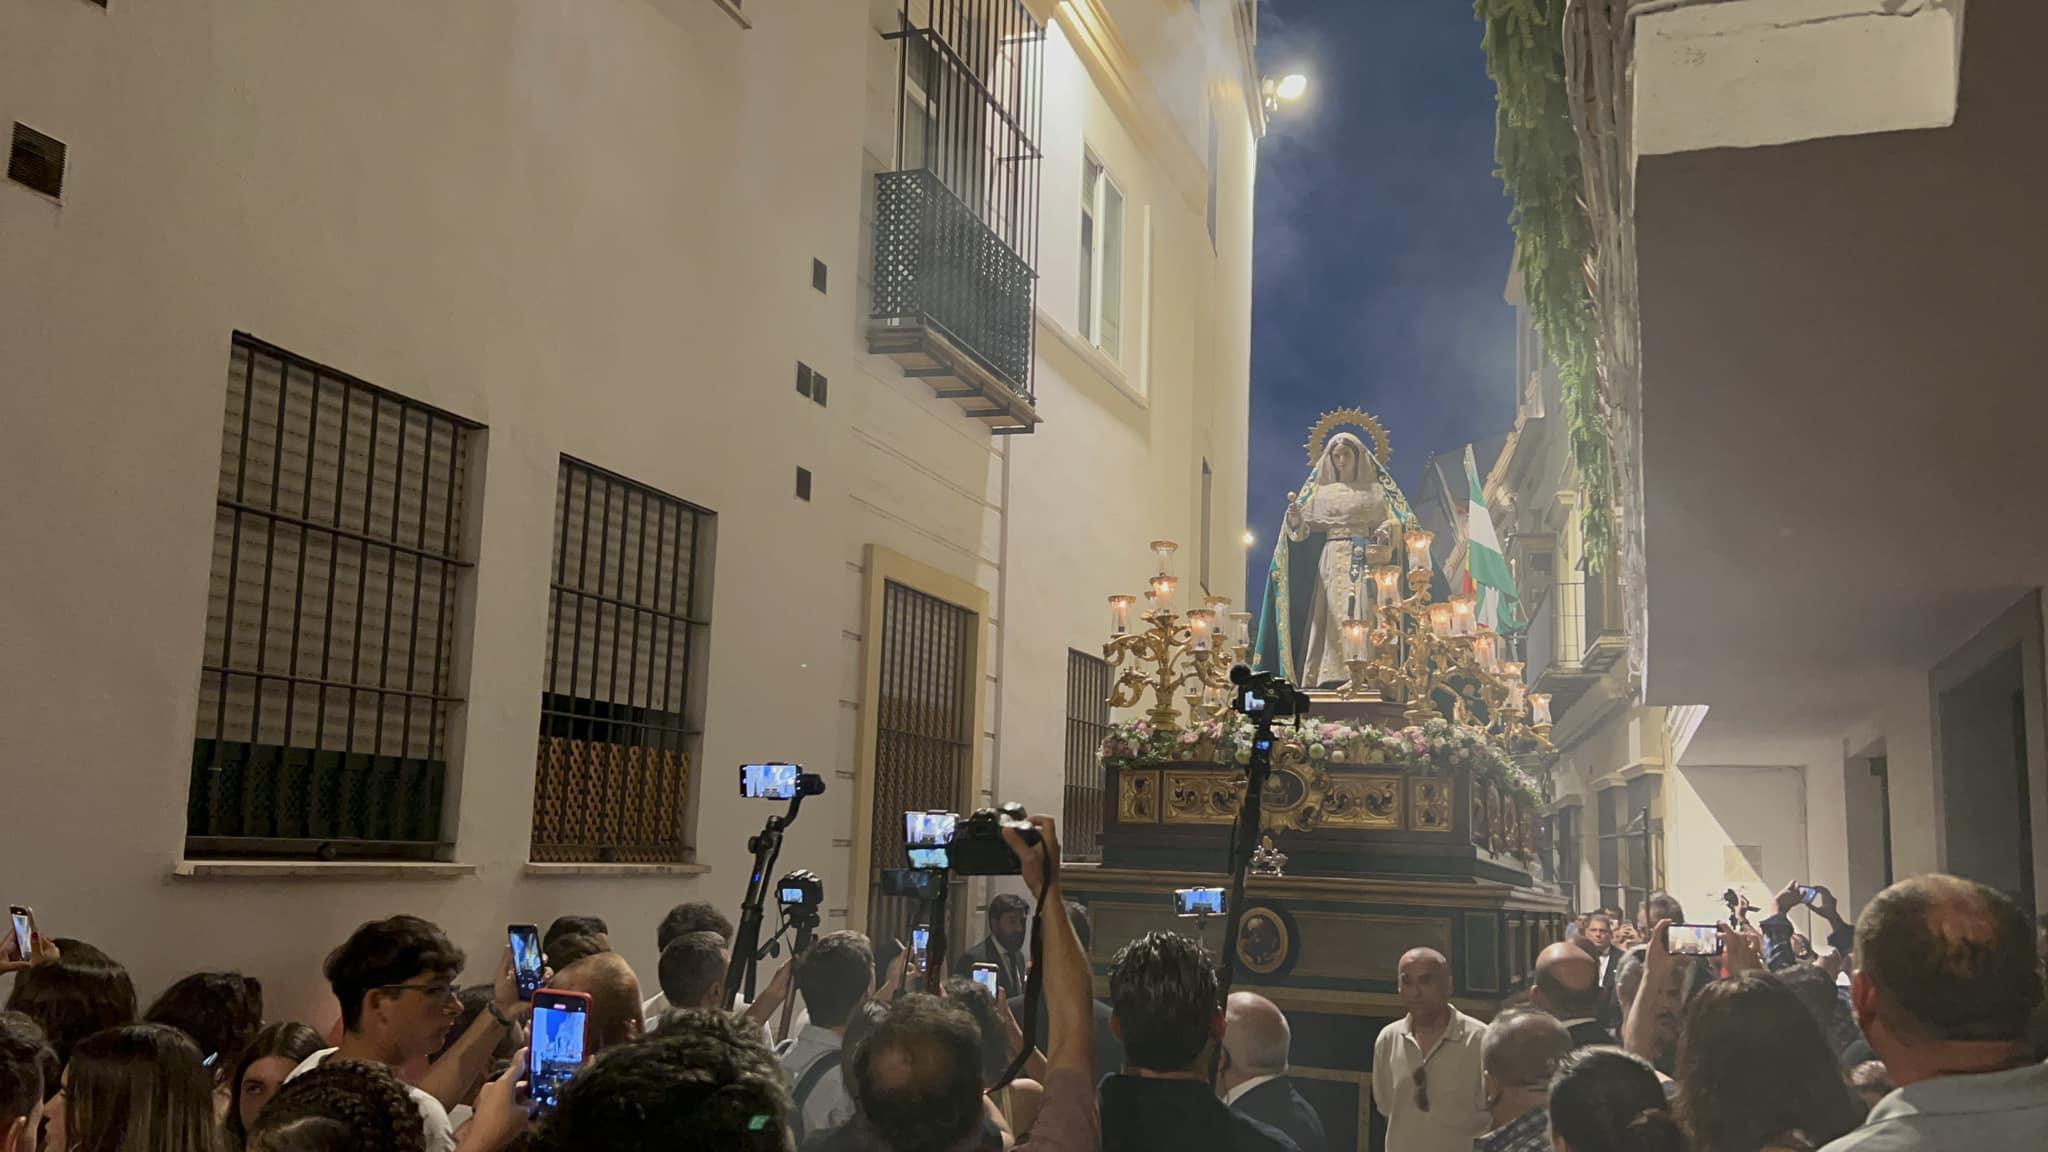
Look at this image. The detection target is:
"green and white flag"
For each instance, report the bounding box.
[1463,444,1518,629]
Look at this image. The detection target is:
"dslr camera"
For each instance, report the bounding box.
[777,869,824,916]
[1229,664,1309,722]
[902,802,1041,876]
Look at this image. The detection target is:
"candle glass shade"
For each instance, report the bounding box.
[1230,611,1253,646]
[1109,595,1136,635]
[1187,609,1217,652]
[1150,539,1179,577]
[1427,603,1453,638]
[1405,528,1435,572]
[1500,660,1525,683]
[1474,631,1499,671]
[1373,565,1404,607]
[1148,575,1179,613]
[1529,693,1553,726]
[1450,596,1477,637]
[1341,618,1370,662]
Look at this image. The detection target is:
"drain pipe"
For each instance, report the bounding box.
[989,435,1013,806]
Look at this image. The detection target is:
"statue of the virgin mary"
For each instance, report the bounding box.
[1252,414,1418,688]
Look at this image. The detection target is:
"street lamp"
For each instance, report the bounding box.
[1262,73,1309,113]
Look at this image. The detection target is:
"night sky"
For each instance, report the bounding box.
[1243,0,1517,596]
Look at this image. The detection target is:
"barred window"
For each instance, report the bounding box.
[1063,649,1111,861]
[531,459,712,864]
[188,334,480,860]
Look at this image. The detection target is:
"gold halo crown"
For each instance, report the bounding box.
[1304,408,1393,470]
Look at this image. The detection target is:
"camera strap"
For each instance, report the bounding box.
[988,851,1056,1092]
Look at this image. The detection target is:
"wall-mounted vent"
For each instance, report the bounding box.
[812,258,828,294]
[795,467,813,502]
[797,363,814,399]
[810,372,827,407]
[8,124,66,199]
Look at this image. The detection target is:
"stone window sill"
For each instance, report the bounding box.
[522,862,711,878]
[173,860,477,881]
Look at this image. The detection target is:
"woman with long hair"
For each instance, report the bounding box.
[1548,1048,1682,1152]
[1676,972,1865,1152]
[4,940,137,1076]
[144,972,265,1120]
[44,1023,219,1152]
[245,1059,427,1152]
[222,1022,324,1150]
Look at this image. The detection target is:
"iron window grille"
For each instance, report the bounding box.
[866,580,976,954]
[874,0,1044,401]
[1063,649,1111,862]
[531,459,713,864]
[188,334,480,860]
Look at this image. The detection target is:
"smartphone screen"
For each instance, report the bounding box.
[971,963,999,995]
[906,846,950,871]
[8,907,31,958]
[1666,924,1724,957]
[905,811,956,848]
[910,926,931,976]
[528,990,590,1115]
[509,924,543,1001]
[740,763,799,800]
[1175,888,1225,916]
[1798,885,1821,906]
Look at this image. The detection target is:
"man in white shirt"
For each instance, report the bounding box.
[778,931,874,1143]
[290,914,526,1152]
[1371,948,1488,1152]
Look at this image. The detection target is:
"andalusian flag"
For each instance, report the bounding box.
[1462,444,1518,629]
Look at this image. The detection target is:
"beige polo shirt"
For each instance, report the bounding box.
[1371,1008,1490,1152]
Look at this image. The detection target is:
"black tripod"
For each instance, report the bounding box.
[723,783,820,1011]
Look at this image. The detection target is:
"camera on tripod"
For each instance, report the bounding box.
[1229,664,1309,723]
[903,802,1040,876]
[777,869,824,918]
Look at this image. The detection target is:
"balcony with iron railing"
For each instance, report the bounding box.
[868,2,1045,434]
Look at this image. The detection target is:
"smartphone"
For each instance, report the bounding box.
[8,906,32,959]
[910,926,931,978]
[1666,923,1724,957]
[881,868,943,900]
[971,962,999,995]
[1174,887,1226,917]
[1798,885,1822,907]
[509,924,543,1001]
[527,989,591,1115]
[740,763,801,800]
[906,846,950,871]
[905,811,957,848]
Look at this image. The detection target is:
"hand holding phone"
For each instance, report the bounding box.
[971,962,999,995]
[509,924,543,1001]
[8,907,32,960]
[527,989,591,1115]
[1797,884,1821,907]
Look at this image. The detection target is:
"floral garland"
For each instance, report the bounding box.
[1100,715,1542,806]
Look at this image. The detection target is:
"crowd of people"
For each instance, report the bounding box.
[3,822,2045,1152]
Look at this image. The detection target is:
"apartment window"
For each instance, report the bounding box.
[1063,650,1112,861]
[867,581,977,948]
[1080,155,1124,359]
[188,334,480,860]
[1200,460,1214,594]
[1552,806,1581,912]
[900,30,940,176]
[1596,779,1662,919]
[531,459,713,864]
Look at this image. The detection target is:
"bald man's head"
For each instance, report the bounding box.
[1854,873,2040,1045]
[1223,992,1291,1077]
[1532,942,1603,1020]
[554,952,644,1053]
[1482,1008,1571,1091]
[1397,948,1451,1019]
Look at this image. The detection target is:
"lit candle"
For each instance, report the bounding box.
[1149,574,1179,613]
[1150,539,1179,577]
[1405,528,1435,573]
[1450,595,1477,637]
[1372,565,1404,606]
[1187,609,1217,652]
[1500,660,1524,683]
[1342,618,1371,662]
[1109,594,1136,635]
[1474,631,1499,671]
[1428,603,1453,637]
[1528,693,1553,726]
[1231,611,1253,646]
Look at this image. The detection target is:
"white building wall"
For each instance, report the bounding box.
[0,0,1254,1024]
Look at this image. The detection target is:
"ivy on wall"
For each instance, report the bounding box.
[1476,0,1614,565]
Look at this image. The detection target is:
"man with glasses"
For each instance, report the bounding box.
[291,914,525,1152]
[1371,948,1487,1152]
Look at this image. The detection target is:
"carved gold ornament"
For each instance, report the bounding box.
[1305,407,1394,469]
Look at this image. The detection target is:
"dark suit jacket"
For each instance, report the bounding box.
[1595,945,1624,1029]
[955,936,1027,1001]
[1232,1078,1327,1152]
[1566,1018,1617,1049]
[1100,1075,1301,1152]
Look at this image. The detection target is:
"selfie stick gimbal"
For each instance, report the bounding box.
[723,775,823,1011]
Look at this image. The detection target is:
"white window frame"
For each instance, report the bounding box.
[1080,153,1124,361]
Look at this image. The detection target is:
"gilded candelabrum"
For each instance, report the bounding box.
[1103,545,1247,733]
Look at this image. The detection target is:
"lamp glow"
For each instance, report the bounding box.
[1428,603,1453,638]
[1450,595,1477,637]
[1187,609,1217,652]
[1405,528,1435,573]
[1275,73,1308,101]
